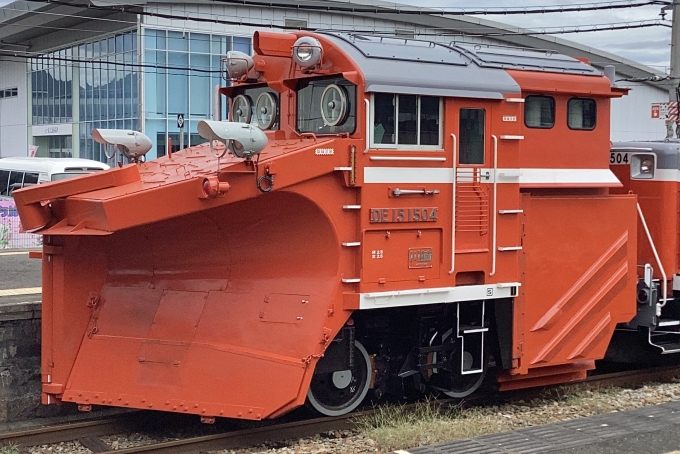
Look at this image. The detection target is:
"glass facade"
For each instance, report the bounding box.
[28,28,251,162]
[144,29,250,159]
[78,31,139,161]
[30,30,138,162]
[30,48,74,125]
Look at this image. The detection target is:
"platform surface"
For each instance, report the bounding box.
[396,400,680,454]
[0,250,41,304]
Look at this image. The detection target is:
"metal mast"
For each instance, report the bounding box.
[668,0,680,137]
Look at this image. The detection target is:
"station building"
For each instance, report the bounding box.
[0,0,671,161]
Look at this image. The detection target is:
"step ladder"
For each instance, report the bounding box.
[456,301,488,374]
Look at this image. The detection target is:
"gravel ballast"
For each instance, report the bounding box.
[210,378,680,454]
[22,378,680,453]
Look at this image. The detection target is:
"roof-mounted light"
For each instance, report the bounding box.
[92,129,152,162]
[292,36,323,68]
[223,51,255,80]
[197,120,268,160]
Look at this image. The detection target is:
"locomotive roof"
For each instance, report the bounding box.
[320,32,603,100]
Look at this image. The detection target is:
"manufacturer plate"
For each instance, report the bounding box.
[408,247,433,269]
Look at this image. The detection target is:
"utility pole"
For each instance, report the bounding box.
[668,0,680,138]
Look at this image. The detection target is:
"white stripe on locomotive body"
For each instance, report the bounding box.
[516,168,621,186]
[363,167,621,186]
[614,167,680,183]
[359,283,520,310]
[363,166,454,183]
[647,169,680,182]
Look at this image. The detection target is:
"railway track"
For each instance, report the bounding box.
[6,365,680,454]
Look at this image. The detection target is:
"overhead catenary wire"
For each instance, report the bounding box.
[0,11,670,43]
[20,0,674,16]
[0,0,669,73]
[0,0,667,52]
[0,19,670,75]
[0,53,223,76]
[208,0,672,15]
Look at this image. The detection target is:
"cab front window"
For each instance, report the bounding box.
[297,77,356,135]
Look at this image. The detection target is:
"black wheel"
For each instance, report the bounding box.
[429,333,487,399]
[437,351,486,399]
[307,340,372,416]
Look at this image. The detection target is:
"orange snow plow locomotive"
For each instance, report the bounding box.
[14,31,671,420]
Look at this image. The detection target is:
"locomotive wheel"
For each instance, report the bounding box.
[438,350,486,399]
[430,338,487,398]
[307,340,372,416]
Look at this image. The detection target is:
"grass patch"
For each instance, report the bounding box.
[354,399,514,452]
[354,385,627,452]
[0,443,19,454]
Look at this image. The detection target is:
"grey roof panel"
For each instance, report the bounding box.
[321,32,521,99]
[454,43,601,75]
[334,34,470,66]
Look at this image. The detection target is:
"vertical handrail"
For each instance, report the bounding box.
[637,203,668,314]
[364,99,370,154]
[490,134,498,277]
[449,133,457,275]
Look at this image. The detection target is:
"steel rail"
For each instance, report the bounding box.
[0,415,135,446]
[95,413,360,454]
[8,365,680,453]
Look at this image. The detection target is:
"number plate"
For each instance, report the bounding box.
[610,152,630,165]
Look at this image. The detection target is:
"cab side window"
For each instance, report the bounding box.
[373,93,395,145]
[459,108,485,165]
[371,93,441,148]
[525,95,555,128]
[568,98,596,130]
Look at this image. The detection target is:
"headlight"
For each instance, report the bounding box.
[223,51,254,80]
[197,120,268,160]
[630,153,655,180]
[296,45,313,62]
[292,36,322,68]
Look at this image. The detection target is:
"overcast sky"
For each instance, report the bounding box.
[400,0,673,71]
[0,0,672,70]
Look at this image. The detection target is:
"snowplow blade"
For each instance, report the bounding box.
[16,139,354,420]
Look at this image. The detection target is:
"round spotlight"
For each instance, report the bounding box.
[224,51,254,80]
[292,36,322,68]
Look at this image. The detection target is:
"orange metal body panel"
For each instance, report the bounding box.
[611,169,679,277]
[511,194,637,379]
[13,31,640,417]
[507,71,615,173]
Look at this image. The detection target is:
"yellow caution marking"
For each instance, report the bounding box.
[0,287,42,297]
[0,251,30,256]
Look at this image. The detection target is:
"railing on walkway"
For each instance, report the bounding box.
[0,199,42,249]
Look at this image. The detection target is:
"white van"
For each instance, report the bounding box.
[0,157,110,197]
